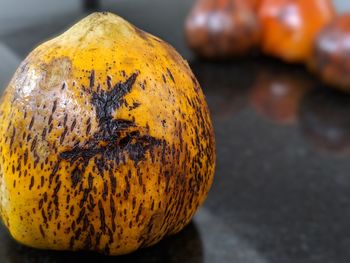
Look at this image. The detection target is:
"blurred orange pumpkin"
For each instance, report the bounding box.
[258,0,335,63]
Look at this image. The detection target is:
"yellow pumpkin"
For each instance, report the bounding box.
[0,12,215,255]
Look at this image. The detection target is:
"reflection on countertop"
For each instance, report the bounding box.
[198,59,350,263]
[250,61,314,125]
[192,55,350,158]
[300,86,350,155]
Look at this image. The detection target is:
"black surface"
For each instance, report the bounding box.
[1,1,350,262]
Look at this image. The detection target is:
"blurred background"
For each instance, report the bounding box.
[1,0,350,263]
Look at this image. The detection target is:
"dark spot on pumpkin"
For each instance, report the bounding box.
[29,116,35,130]
[29,176,34,190]
[39,225,45,237]
[71,167,82,188]
[52,100,57,114]
[167,68,175,83]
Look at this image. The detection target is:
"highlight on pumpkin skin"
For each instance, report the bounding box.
[185,0,261,59]
[0,12,215,255]
[310,14,350,92]
[258,0,335,63]
[250,61,314,125]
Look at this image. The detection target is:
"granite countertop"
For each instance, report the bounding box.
[0,1,350,262]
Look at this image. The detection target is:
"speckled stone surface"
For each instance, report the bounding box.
[0,1,350,262]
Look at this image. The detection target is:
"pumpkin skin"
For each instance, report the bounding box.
[0,12,215,255]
